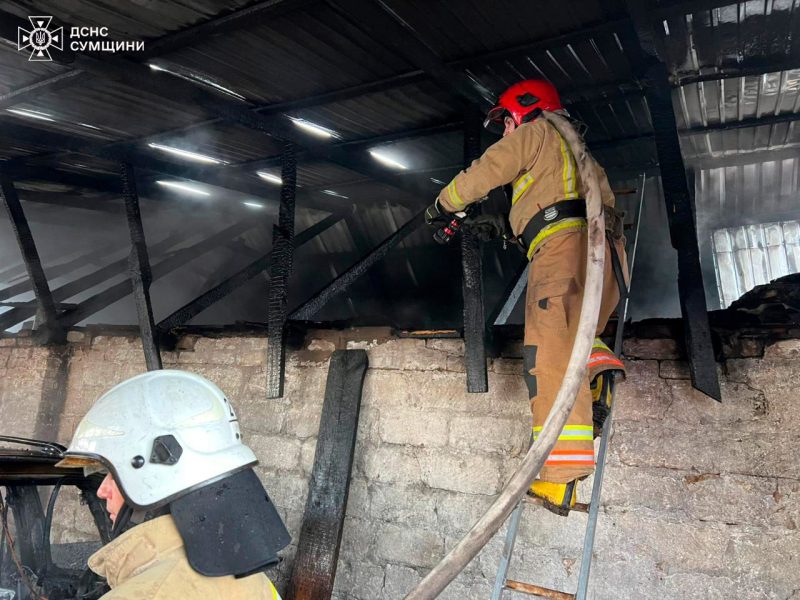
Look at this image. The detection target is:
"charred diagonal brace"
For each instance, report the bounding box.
[289,209,426,321]
[405,110,607,599]
[157,214,342,332]
[0,172,61,342]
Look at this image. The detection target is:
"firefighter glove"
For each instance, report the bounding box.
[425,199,449,226]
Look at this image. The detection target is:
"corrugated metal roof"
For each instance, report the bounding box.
[378,0,625,63]
[712,220,800,307]
[2,78,212,148]
[159,4,413,105]
[291,82,458,141]
[676,69,800,161]
[1,0,798,328]
[5,0,256,39]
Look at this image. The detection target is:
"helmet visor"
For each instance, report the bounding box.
[483,105,508,134]
[55,454,108,477]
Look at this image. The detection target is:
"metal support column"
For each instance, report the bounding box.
[0,171,61,342]
[120,162,161,370]
[266,143,297,398]
[461,106,488,392]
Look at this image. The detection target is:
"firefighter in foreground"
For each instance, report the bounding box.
[426,80,627,515]
[56,369,291,598]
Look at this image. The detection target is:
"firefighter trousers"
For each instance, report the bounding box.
[523,228,628,484]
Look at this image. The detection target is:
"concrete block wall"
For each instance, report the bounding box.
[2,328,799,599]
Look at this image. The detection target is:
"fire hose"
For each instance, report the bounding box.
[405,110,607,599]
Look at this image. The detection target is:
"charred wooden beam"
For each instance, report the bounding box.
[646,70,722,401]
[0,172,61,341]
[673,57,800,86]
[0,71,88,111]
[461,107,488,392]
[623,2,722,401]
[266,144,297,399]
[287,349,368,600]
[158,214,343,332]
[289,210,425,321]
[121,162,161,370]
[6,163,122,195]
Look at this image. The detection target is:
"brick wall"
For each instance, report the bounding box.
[1,328,798,599]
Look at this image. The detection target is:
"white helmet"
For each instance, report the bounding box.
[57,369,257,509]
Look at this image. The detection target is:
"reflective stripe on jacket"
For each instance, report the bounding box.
[89,515,281,600]
[436,117,616,253]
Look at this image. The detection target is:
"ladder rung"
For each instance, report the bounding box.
[505,580,575,599]
[523,494,590,513]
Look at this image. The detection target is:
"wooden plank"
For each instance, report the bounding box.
[287,349,368,600]
[505,580,575,600]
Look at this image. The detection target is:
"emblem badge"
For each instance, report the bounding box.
[17,16,62,61]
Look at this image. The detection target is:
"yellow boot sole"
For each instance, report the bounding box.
[528,480,577,517]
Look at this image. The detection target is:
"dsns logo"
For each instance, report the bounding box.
[18,16,63,61]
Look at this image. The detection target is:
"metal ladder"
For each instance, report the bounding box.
[491,174,646,600]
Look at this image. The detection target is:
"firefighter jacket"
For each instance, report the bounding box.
[436,116,617,258]
[88,515,281,599]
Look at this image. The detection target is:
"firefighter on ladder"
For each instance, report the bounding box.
[426,80,628,516]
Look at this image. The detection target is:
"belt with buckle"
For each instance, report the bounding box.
[518,199,587,258]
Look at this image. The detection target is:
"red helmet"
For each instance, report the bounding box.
[484,79,563,132]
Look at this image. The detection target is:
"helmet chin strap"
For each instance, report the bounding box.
[110,504,157,539]
[110,504,134,539]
